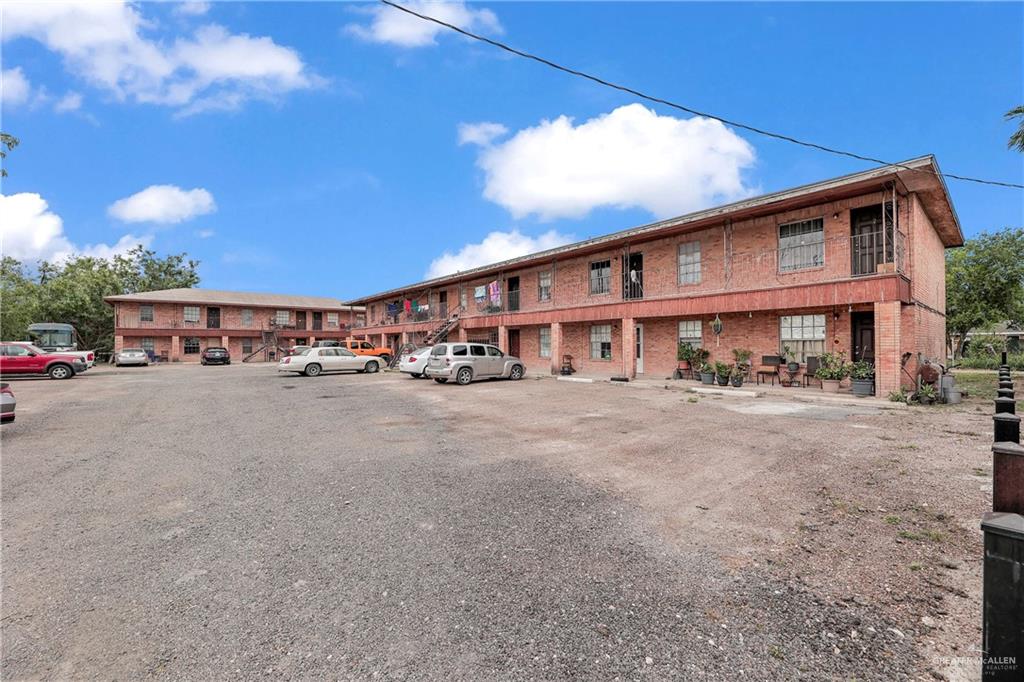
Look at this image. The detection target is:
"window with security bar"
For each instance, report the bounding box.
[539,327,551,358]
[183,337,200,354]
[183,305,200,323]
[538,271,552,301]
[779,314,826,363]
[139,305,154,322]
[778,219,825,272]
[275,310,290,326]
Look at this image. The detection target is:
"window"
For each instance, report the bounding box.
[460,288,468,310]
[678,320,702,348]
[360,342,373,349]
[779,218,825,272]
[275,310,290,326]
[327,312,339,327]
[241,309,253,327]
[452,345,468,356]
[486,346,503,357]
[139,304,154,322]
[538,271,552,301]
[590,324,612,360]
[140,337,154,352]
[431,345,447,356]
[242,338,253,355]
[183,306,200,323]
[678,242,701,285]
[183,337,200,354]
[779,314,826,363]
[539,327,551,358]
[470,345,486,357]
[3,344,31,356]
[590,260,611,295]
[339,348,356,357]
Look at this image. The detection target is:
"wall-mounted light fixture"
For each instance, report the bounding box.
[833,212,840,220]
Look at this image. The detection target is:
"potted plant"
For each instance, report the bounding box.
[677,342,694,370]
[729,365,745,388]
[849,361,875,397]
[914,383,938,405]
[699,362,716,385]
[781,345,800,373]
[815,351,850,392]
[714,361,731,387]
[732,348,752,372]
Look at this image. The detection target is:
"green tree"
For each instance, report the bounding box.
[1,132,18,178]
[1008,105,1024,152]
[0,257,40,341]
[946,227,1024,358]
[2,246,200,353]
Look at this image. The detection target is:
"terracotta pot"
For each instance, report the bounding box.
[678,360,690,370]
[821,379,842,393]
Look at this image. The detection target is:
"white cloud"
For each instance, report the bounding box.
[195,228,215,239]
[466,103,757,221]
[346,1,501,48]
[0,192,149,263]
[54,91,82,112]
[1,67,32,107]
[457,121,507,147]
[108,185,216,224]
[174,1,211,16]
[2,2,319,114]
[426,229,573,279]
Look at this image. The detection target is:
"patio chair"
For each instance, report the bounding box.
[803,356,822,388]
[756,355,782,386]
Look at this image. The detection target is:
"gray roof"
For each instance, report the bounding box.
[345,156,963,304]
[105,288,362,310]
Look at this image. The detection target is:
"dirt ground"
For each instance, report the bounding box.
[1,363,999,680]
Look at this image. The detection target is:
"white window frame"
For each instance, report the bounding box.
[139,304,154,322]
[242,338,254,355]
[183,337,201,354]
[327,312,339,327]
[183,305,200,323]
[778,218,825,272]
[538,270,552,301]
[678,320,702,347]
[241,309,253,327]
[677,241,702,285]
[274,310,290,326]
[779,314,826,363]
[539,327,551,358]
[590,324,612,360]
[589,260,611,295]
[140,337,154,352]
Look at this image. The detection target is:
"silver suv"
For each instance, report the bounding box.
[425,343,525,385]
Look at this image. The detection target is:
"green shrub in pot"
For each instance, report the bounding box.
[699,362,715,385]
[815,351,850,392]
[849,361,875,397]
[714,361,731,386]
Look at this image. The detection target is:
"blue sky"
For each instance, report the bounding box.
[2,1,1022,301]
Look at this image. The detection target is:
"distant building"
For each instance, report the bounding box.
[105,288,364,362]
[345,157,962,395]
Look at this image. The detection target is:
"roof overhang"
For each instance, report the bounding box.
[346,156,963,305]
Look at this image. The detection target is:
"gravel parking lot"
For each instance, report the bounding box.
[1,364,993,680]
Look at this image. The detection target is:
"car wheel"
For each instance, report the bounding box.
[365,360,380,374]
[434,378,448,384]
[413,372,423,379]
[304,363,322,377]
[456,367,473,385]
[509,365,524,380]
[48,364,73,380]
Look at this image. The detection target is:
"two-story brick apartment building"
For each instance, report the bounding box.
[105,289,364,362]
[346,157,962,395]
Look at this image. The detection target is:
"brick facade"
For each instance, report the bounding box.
[350,159,962,393]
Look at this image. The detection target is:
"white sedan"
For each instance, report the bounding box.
[398,347,431,378]
[277,347,382,377]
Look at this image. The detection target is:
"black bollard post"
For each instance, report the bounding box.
[995,397,1016,415]
[993,441,1024,511]
[981,512,1024,680]
[994,413,1022,444]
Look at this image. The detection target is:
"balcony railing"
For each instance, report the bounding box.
[354,231,908,327]
[115,313,346,332]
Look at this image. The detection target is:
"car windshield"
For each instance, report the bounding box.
[122,348,145,353]
[207,347,227,352]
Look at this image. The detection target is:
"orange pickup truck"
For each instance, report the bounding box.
[339,339,392,363]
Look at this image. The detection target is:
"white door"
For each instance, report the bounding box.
[635,324,644,374]
[337,348,362,371]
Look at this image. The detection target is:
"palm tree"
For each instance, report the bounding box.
[1007,105,1024,152]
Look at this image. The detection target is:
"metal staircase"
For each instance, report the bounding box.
[242,328,288,363]
[386,307,464,368]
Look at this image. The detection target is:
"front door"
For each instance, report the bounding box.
[635,323,644,374]
[623,253,644,299]
[439,291,448,318]
[508,329,520,358]
[852,313,875,363]
[295,311,307,330]
[207,307,220,329]
[312,312,323,331]
[507,277,520,311]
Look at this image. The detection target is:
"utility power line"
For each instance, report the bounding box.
[379,0,1024,191]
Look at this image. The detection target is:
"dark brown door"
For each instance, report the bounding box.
[295,311,306,330]
[439,291,448,318]
[207,307,220,329]
[507,277,520,311]
[312,312,323,330]
[852,312,875,363]
[508,329,520,357]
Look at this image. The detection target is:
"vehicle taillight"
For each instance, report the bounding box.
[445,357,450,366]
[87,353,94,361]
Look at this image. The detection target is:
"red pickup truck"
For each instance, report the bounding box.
[0,342,88,380]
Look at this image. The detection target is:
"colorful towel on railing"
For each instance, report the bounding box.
[474,286,486,301]
[403,299,412,313]
[488,280,501,304]
[411,300,419,312]
[386,303,398,315]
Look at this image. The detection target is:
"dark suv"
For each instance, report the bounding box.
[200,347,231,365]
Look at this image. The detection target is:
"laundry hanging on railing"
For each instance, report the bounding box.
[386,303,398,316]
[403,299,412,313]
[474,285,487,301]
[488,280,501,304]
[411,300,420,312]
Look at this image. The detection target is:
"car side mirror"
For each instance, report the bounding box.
[25,352,36,357]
